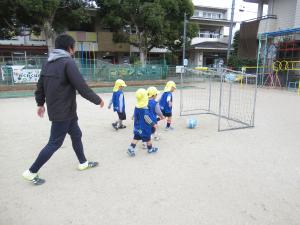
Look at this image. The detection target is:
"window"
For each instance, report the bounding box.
[199,10,224,19]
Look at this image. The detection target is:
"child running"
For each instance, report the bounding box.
[147,86,165,140]
[159,81,176,131]
[127,88,158,157]
[108,79,127,130]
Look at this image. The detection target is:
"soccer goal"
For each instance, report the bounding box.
[179,67,257,131]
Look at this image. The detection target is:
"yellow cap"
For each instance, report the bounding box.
[147,86,160,97]
[164,81,176,92]
[135,88,149,108]
[113,79,127,92]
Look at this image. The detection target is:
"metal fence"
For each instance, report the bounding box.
[180,67,257,131]
[0,57,169,85]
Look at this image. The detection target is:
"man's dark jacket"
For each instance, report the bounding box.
[35,51,102,121]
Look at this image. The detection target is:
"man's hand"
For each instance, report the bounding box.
[100,100,104,108]
[37,106,45,118]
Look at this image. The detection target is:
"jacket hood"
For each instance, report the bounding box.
[48,49,71,62]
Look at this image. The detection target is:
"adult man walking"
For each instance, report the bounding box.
[22,34,104,185]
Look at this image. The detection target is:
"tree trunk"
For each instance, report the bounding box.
[137,29,147,65]
[139,48,147,65]
[46,35,55,53]
[43,21,56,53]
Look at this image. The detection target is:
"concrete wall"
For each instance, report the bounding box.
[269,0,298,30]
[294,0,300,27]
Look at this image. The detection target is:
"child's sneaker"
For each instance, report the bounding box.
[22,170,45,185]
[112,122,119,130]
[153,135,160,141]
[78,161,99,171]
[142,142,147,149]
[165,126,174,131]
[118,124,126,129]
[148,147,158,154]
[127,146,135,157]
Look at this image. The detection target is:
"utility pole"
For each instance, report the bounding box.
[227,0,235,62]
[183,12,187,66]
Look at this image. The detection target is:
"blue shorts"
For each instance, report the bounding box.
[134,134,151,142]
[151,127,156,134]
[117,112,126,120]
[162,110,172,117]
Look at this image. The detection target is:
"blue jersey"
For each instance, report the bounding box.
[112,90,125,113]
[148,99,158,124]
[159,92,172,113]
[133,107,153,138]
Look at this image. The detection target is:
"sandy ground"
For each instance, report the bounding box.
[0,88,300,225]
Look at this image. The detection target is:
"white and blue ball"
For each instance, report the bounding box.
[225,73,236,82]
[187,117,198,129]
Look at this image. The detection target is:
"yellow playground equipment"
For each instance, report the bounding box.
[242,60,300,95]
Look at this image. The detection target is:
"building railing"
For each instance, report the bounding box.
[242,15,277,23]
[198,33,223,38]
[191,16,231,23]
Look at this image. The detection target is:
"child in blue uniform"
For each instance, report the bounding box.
[108,79,127,130]
[159,81,176,130]
[147,86,164,140]
[127,88,158,157]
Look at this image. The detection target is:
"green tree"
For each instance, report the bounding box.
[0,0,92,51]
[0,0,20,39]
[96,0,198,65]
[231,30,240,56]
[228,30,256,69]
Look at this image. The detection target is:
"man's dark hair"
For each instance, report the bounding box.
[55,34,75,51]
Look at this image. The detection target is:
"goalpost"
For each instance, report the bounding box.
[179,67,257,131]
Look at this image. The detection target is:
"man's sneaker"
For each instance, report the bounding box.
[127,147,135,157]
[112,122,118,131]
[22,170,45,185]
[78,161,99,171]
[118,124,126,129]
[148,147,158,154]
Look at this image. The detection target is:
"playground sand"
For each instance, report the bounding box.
[0,88,300,225]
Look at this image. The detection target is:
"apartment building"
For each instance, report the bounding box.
[189,5,234,67]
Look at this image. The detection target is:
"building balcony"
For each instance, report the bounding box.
[190,16,232,26]
[257,16,277,35]
[242,15,277,37]
[191,33,229,45]
[243,0,269,3]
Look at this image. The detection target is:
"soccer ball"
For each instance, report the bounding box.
[225,73,237,82]
[187,118,197,129]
